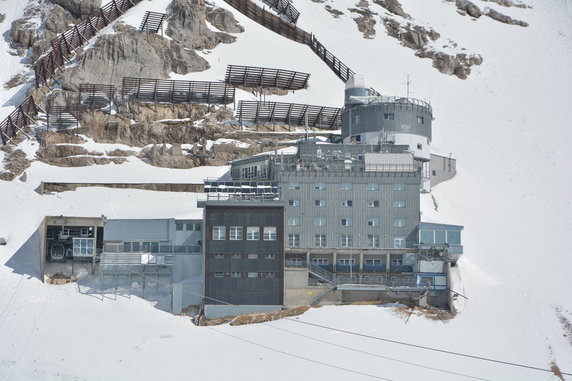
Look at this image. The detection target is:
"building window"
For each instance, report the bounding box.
[420,230,434,244]
[447,230,461,245]
[394,236,406,248]
[363,276,370,283]
[214,253,224,259]
[288,234,300,247]
[367,183,379,191]
[314,218,327,227]
[391,259,403,266]
[312,258,329,265]
[212,226,226,240]
[339,258,355,265]
[288,183,300,190]
[315,234,327,247]
[384,113,395,120]
[340,183,352,190]
[263,227,277,241]
[231,272,241,278]
[288,199,300,207]
[417,143,422,149]
[247,254,258,259]
[265,254,276,259]
[368,235,380,248]
[365,259,381,266]
[314,183,326,190]
[247,227,260,240]
[315,200,327,207]
[264,272,276,278]
[341,200,353,207]
[394,218,405,227]
[432,170,437,176]
[287,218,299,227]
[232,254,241,259]
[341,218,352,227]
[229,226,243,240]
[367,218,379,227]
[368,200,379,208]
[417,116,424,124]
[435,230,446,244]
[214,272,224,278]
[194,223,201,231]
[247,272,258,278]
[393,183,405,191]
[176,222,184,231]
[393,201,406,208]
[341,234,353,247]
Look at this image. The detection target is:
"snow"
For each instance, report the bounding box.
[1,0,572,380]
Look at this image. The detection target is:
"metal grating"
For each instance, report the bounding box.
[46,104,81,130]
[237,100,341,129]
[121,77,235,105]
[139,11,167,34]
[0,96,39,145]
[34,0,143,88]
[78,84,115,108]
[262,0,300,24]
[225,65,309,90]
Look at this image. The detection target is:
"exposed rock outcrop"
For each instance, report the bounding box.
[0,149,31,181]
[324,5,344,18]
[480,0,530,9]
[373,0,411,19]
[485,7,528,27]
[455,0,482,18]
[61,24,209,92]
[0,13,5,23]
[206,6,244,33]
[167,0,236,50]
[50,0,102,18]
[350,1,377,39]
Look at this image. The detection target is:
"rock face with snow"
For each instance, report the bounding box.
[60,23,209,92]
[206,5,244,33]
[50,0,102,18]
[167,0,237,50]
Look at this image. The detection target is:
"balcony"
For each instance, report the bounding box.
[336,264,360,272]
[314,264,334,272]
[390,265,413,273]
[363,265,386,273]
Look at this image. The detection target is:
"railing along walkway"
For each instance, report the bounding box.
[0,96,39,145]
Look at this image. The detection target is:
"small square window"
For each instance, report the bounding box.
[340,183,352,190]
[247,227,260,240]
[341,200,353,207]
[341,218,352,227]
[341,235,353,247]
[229,226,243,240]
[367,184,379,191]
[287,218,300,226]
[214,272,224,278]
[315,183,326,190]
[384,113,395,120]
[247,254,258,259]
[315,200,327,207]
[393,183,405,191]
[314,218,327,227]
[417,143,422,149]
[288,183,300,190]
[231,272,241,278]
[432,170,437,176]
[368,200,379,208]
[247,272,258,278]
[176,222,184,231]
[417,116,424,124]
[367,218,379,227]
[263,226,277,241]
[214,253,224,259]
[288,199,300,207]
[212,226,226,240]
[315,234,327,247]
[265,254,276,259]
[393,201,406,208]
[394,218,406,228]
[288,234,300,247]
[394,236,406,248]
[232,254,241,259]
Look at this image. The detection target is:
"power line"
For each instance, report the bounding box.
[283,319,572,377]
[264,323,489,381]
[118,269,571,377]
[206,326,394,381]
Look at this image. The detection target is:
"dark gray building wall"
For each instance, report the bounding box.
[204,202,284,306]
[341,101,432,141]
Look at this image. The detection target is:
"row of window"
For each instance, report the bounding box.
[290,258,400,266]
[419,229,461,245]
[211,272,278,278]
[175,222,201,232]
[287,217,406,228]
[287,183,407,191]
[212,226,277,241]
[382,113,425,124]
[287,234,406,248]
[288,200,405,208]
[212,253,277,260]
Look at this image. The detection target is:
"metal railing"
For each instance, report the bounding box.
[102,243,201,254]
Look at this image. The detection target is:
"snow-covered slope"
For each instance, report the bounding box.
[1,0,572,380]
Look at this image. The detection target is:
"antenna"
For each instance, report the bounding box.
[406,74,412,98]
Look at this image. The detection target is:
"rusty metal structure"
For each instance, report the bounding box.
[139,11,167,34]
[0,97,39,145]
[237,100,341,129]
[34,0,143,88]
[121,77,236,106]
[262,0,300,24]
[225,65,310,90]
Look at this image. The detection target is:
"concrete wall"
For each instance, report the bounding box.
[430,154,457,187]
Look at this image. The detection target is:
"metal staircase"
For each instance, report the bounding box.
[307,262,337,285]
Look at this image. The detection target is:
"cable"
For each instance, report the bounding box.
[109,269,572,377]
[282,319,572,377]
[264,322,489,381]
[206,326,394,381]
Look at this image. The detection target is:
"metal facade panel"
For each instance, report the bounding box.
[104,219,171,241]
